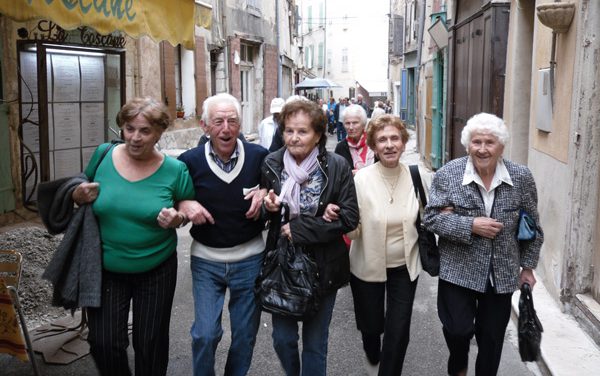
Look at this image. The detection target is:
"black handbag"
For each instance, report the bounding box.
[518,283,544,362]
[256,205,320,320]
[409,165,440,277]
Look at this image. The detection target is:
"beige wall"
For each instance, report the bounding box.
[503,1,533,165]
[530,0,578,163]
[503,0,581,301]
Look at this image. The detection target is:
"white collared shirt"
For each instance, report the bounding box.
[462,157,513,217]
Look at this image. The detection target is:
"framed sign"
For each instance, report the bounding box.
[428,18,449,49]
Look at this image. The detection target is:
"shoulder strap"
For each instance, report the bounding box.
[90,140,123,181]
[409,164,427,207]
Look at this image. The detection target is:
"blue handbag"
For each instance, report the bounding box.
[517,209,537,241]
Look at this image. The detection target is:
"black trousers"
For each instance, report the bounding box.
[350,266,418,376]
[437,279,512,376]
[87,252,178,376]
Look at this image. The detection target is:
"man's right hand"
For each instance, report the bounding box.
[178,200,215,225]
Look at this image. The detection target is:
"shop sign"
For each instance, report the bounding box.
[19,20,126,48]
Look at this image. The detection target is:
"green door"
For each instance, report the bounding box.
[431,52,444,169]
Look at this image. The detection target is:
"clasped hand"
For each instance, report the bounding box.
[440,207,503,239]
[263,190,293,241]
[157,207,184,229]
[472,217,503,239]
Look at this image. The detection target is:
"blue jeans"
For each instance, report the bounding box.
[271,292,337,376]
[336,122,347,141]
[190,253,263,376]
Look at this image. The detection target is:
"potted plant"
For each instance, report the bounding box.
[176,104,185,118]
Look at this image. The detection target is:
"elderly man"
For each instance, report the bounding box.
[356,94,369,116]
[178,93,268,376]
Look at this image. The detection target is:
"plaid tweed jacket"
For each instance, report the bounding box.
[423,156,543,294]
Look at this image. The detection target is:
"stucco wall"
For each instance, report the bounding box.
[528,149,570,300]
[503,1,534,165]
[530,0,578,163]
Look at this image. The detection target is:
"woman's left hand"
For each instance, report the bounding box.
[281,223,292,241]
[157,207,185,229]
[264,189,281,212]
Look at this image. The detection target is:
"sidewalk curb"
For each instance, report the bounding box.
[511,280,600,376]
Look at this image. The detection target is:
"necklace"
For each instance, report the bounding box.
[377,164,401,204]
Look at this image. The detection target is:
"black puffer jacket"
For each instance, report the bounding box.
[261,147,359,296]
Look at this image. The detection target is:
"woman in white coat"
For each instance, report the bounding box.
[330,114,429,375]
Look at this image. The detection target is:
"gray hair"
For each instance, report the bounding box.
[285,94,310,104]
[201,93,242,123]
[460,112,509,151]
[343,104,367,125]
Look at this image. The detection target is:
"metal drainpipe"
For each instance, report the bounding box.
[323,0,327,80]
[549,30,556,108]
[221,1,230,93]
[414,0,426,126]
[276,0,282,96]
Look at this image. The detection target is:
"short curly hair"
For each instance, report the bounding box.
[366,114,409,150]
[116,97,170,132]
[460,112,509,151]
[279,99,328,149]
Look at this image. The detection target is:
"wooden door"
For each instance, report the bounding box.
[451,24,470,158]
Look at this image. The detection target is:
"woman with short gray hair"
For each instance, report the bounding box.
[334,104,376,174]
[423,112,544,376]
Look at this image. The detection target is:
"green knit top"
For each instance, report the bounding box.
[85,144,195,273]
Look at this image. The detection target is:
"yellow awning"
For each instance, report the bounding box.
[2,0,197,49]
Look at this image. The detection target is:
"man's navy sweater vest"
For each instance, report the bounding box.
[178,142,268,248]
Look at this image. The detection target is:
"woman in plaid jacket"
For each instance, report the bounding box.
[423,113,543,376]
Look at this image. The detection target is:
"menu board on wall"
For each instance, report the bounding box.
[52,103,81,150]
[80,56,105,101]
[54,149,81,179]
[19,48,115,201]
[81,103,105,147]
[52,54,81,102]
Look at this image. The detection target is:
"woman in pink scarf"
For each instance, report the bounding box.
[262,99,359,375]
[334,104,376,174]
